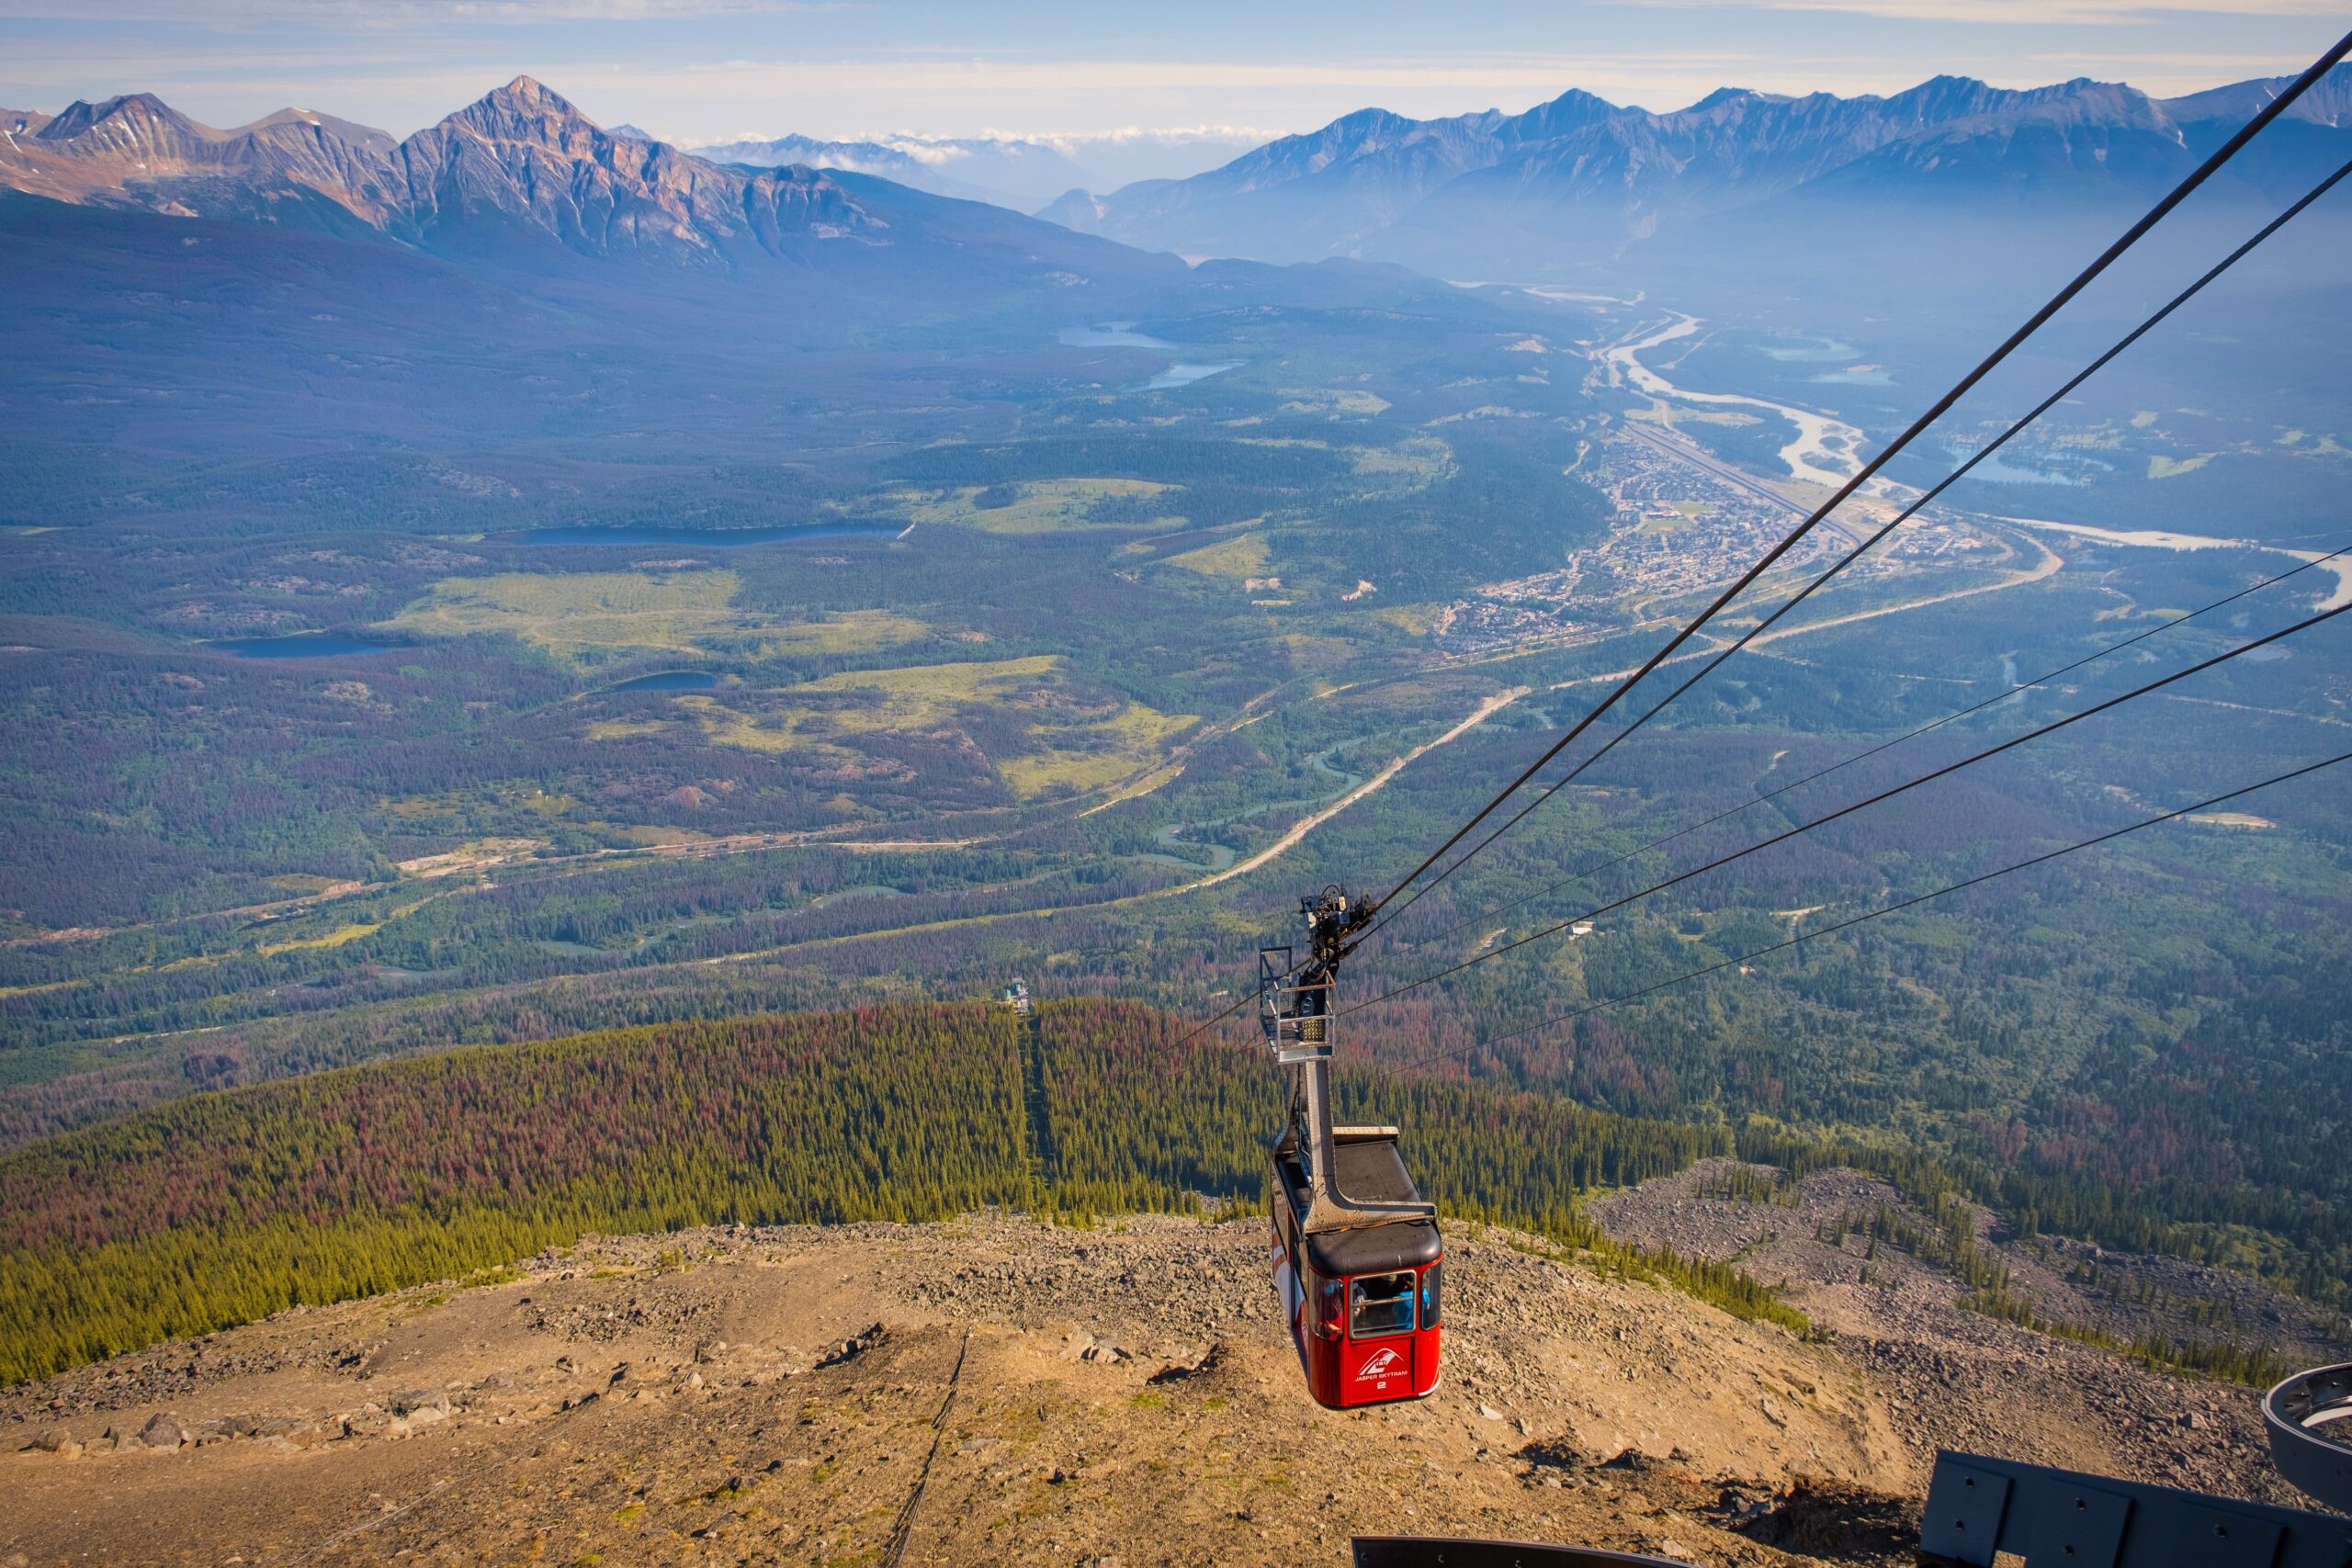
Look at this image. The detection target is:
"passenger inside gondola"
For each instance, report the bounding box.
[1350,1270,1417,1337]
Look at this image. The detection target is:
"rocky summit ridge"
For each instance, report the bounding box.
[3,1194,2331,1566]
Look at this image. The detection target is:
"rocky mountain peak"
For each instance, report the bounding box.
[0,76,909,264]
[2164,61,2352,128]
[1505,87,1618,144]
[486,74,566,113]
[37,92,218,145]
[242,107,398,156]
[1680,86,1765,114]
[2008,76,2162,125]
[379,74,900,262]
[436,74,605,156]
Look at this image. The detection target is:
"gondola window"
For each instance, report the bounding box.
[1350,1270,1418,1337]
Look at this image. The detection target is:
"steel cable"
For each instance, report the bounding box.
[1386,544,2350,958]
[1358,149,2352,943]
[1394,750,2352,1073]
[1362,30,2352,923]
[1337,599,2347,1018]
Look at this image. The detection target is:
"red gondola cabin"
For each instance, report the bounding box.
[1270,1123,1442,1407]
[1260,894,1443,1409]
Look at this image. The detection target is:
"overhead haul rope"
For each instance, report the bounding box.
[1359,28,2352,930]
[1396,545,2351,957]
[1334,599,2348,1019]
[1174,983,1261,1047]
[1396,749,2352,1073]
[1356,150,2352,943]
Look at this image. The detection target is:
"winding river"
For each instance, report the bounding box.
[1597,312,2349,611]
[1603,312,1887,494]
[2003,518,2352,611]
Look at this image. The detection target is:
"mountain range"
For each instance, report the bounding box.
[0,75,1165,303]
[1038,66,2352,279]
[10,64,2350,299]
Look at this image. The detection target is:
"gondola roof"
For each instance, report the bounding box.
[1275,1133,1442,1276]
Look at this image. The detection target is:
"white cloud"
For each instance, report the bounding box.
[676,126,1272,156]
[991,124,1287,151]
[1611,0,2340,22]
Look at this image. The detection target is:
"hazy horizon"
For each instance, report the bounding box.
[2,0,2344,180]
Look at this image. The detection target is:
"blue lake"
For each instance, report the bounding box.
[1759,333,1859,363]
[602,670,720,693]
[1943,443,2083,486]
[213,632,401,660]
[1059,322,1176,348]
[509,524,901,547]
[1145,362,1242,389]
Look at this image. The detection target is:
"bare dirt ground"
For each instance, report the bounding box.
[1593,1160,2352,1506]
[0,1202,2332,1567]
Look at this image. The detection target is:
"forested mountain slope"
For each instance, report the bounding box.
[8,992,2342,1393]
[0,998,1742,1383]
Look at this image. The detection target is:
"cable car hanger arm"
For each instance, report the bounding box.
[1262,891,1436,1233]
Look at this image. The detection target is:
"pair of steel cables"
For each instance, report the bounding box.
[1181,27,2352,1053]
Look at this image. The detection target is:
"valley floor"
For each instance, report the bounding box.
[0,1209,2324,1567]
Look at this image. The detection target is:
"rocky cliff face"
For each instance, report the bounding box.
[384,77,883,259]
[0,92,400,221]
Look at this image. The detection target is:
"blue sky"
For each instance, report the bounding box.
[1,0,2343,185]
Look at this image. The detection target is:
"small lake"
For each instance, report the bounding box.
[602,670,719,693]
[1759,333,1859,363]
[213,632,402,660]
[1059,322,1176,348]
[1146,362,1242,389]
[1944,442,2082,486]
[507,524,900,548]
